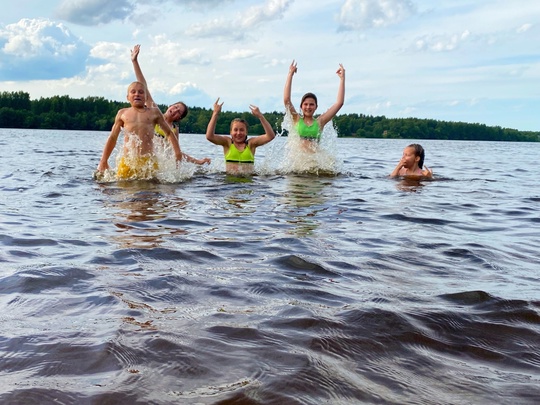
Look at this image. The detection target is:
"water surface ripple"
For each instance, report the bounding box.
[0,130,539,404]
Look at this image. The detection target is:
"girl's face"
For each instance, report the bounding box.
[301,97,317,117]
[166,104,186,122]
[401,146,420,168]
[231,121,248,143]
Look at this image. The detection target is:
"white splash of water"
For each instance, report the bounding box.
[93,131,201,183]
[262,110,342,176]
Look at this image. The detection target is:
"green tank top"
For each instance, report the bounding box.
[295,118,320,140]
[225,143,254,164]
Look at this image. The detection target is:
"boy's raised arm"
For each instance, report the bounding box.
[131,44,156,107]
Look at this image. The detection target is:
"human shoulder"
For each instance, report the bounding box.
[115,106,133,122]
[213,134,234,148]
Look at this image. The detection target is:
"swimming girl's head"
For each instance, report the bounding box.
[407,143,425,169]
[230,118,249,143]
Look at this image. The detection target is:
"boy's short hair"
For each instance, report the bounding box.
[127,81,146,94]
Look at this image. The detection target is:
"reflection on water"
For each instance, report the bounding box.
[224,174,254,184]
[393,176,426,192]
[284,174,329,207]
[100,181,188,249]
[281,175,332,236]
[224,189,255,214]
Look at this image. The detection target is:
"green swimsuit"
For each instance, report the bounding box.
[295,118,320,140]
[225,143,254,164]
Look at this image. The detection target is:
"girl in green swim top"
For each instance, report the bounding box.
[205,98,276,175]
[283,60,345,148]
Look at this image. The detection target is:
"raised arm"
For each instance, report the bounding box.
[156,109,182,158]
[283,60,299,119]
[247,105,276,148]
[318,64,345,129]
[205,98,230,147]
[157,109,210,165]
[97,110,124,172]
[131,44,156,107]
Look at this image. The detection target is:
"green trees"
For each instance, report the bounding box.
[0,92,124,131]
[0,91,537,141]
[332,114,539,142]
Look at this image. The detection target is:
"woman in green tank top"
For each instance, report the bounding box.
[283,60,346,151]
[206,98,276,175]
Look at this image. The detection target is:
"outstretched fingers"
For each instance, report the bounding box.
[289,60,298,74]
[213,97,224,112]
[249,104,261,116]
[131,44,141,61]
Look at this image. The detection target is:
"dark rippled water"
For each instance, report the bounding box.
[1,128,539,404]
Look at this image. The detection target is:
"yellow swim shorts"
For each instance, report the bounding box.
[116,155,159,180]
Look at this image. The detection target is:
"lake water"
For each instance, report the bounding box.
[1,128,539,404]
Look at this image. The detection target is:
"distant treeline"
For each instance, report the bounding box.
[1,91,538,142]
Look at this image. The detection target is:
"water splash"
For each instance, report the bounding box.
[93,131,201,184]
[262,110,342,176]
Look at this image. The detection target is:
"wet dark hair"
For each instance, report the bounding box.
[408,143,425,169]
[170,101,189,120]
[230,118,249,143]
[301,92,318,107]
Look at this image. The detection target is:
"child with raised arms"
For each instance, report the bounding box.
[131,44,210,164]
[96,81,204,180]
[283,60,345,150]
[206,98,276,175]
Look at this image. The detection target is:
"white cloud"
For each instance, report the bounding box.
[55,0,132,26]
[186,0,293,40]
[168,0,233,12]
[413,30,471,52]
[220,49,259,61]
[366,100,392,114]
[0,18,90,80]
[516,23,532,33]
[152,40,211,65]
[399,106,417,116]
[90,41,126,60]
[169,81,198,95]
[338,0,416,30]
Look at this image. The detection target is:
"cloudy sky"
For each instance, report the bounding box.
[1,0,539,131]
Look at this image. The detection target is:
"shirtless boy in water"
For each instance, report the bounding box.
[96,81,206,179]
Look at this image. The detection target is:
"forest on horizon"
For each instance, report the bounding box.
[0,90,538,142]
